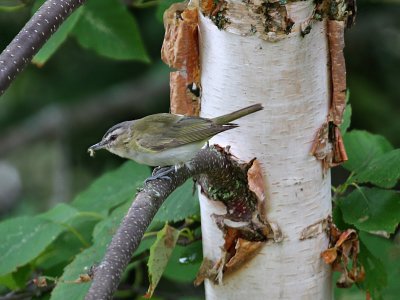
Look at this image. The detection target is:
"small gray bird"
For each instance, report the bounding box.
[88,104,263,180]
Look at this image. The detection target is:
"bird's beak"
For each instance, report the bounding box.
[88,140,107,157]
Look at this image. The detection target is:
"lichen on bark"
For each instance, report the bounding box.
[195,146,281,285]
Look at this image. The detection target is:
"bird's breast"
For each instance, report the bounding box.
[124,142,205,167]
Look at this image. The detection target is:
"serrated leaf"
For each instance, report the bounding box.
[72,161,149,213]
[32,0,83,66]
[0,217,64,276]
[146,224,180,298]
[163,240,202,283]
[49,243,101,300]
[359,232,400,299]
[50,202,131,300]
[36,218,98,273]
[338,187,400,235]
[351,149,400,189]
[343,130,393,172]
[340,104,352,135]
[149,179,199,230]
[358,239,387,300]
[72,0,149,61]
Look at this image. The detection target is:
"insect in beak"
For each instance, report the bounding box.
[88,140,108,157]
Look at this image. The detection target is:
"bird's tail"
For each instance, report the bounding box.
[212,103,263,125]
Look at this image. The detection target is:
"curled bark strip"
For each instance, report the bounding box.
[312,16,350,168]
[300,216,330,240]
[322,220,365,288]
[194,146,280,285]
[161,3,200,116]
[332,126,348,164]
[311,121,348,169]
[328,20,346,126]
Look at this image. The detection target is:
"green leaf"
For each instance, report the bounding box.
[359,237,387,300]
[163,240,202,283]
[0,265,31,290]
[50,202,131,300]
[343,130,393,172]
[358,232,400,300]
[39,203,80,224]
[0,0,26,11]
[338,187,400,235]
[351,149,400,189]
[340,104,352,135]
[0,217,64,276]
[36,218,98,274]
[49,244,100,300]
[32,0,83,66]
[92,201,132,244]
[72,161,150,213]
[72,0,149,61]
[146,224,180,298]
[150,179,199,230]
[135,236,156,257]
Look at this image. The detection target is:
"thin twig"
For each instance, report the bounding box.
[0,0,86,95]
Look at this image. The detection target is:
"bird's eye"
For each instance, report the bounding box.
[109,135,117,141]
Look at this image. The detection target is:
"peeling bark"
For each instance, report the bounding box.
[321,222,365,288]
[194,148,280,285]
[85,146,256,300]
[328,20,346,126]
[161,3,201,115]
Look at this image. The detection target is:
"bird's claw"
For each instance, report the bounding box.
[145,166,174,184]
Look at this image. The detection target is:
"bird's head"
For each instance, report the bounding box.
[88,121,133,157]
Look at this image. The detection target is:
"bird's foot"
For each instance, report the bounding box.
[145,166,175,184]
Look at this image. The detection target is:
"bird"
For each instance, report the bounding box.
[88,103,263,181]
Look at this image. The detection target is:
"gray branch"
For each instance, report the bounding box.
[85,147,234,300]
[0,0,86,95]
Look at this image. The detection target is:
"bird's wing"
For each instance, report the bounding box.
[134,114,237,152]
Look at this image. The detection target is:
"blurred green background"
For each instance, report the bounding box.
[0,0,399,299]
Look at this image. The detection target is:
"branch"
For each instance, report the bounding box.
[0,0,86,95]
[85,147,236,300]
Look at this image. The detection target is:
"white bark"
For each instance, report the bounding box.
[198,1,332,299]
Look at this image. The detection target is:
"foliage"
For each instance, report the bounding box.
[0,0,399,299]
[0,161,200,299]
[1,104,397,300]
[333,104,400,300]
[32,0,149,65]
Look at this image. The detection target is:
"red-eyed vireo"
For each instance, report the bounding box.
[88,104,263,180]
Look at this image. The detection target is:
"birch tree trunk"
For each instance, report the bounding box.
[198,1,332,299]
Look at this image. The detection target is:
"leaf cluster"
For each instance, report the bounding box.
[333,103,400,300]
[0,162,201,299]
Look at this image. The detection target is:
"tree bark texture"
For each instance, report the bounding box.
[198,1,332,299]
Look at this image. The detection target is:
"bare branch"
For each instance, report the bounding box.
[0,0,86,95]
[85,147,238,300]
